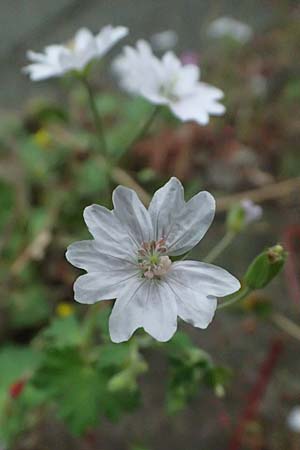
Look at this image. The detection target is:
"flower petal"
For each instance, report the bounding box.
[148,177,185,240]
[113,40,167,105]
[66,240,136,272]
[166,191,216,255]
[74,28,94,51]
[167,261,241,297]
[143,281,178,341]
[113,186,153,245]
[109,278,147,342]
[95,25,128,57]
[175,289,217,329]
[73,269,139,304]
[83,204,137,259]
[109,280,178,343]
[170,83,225,124]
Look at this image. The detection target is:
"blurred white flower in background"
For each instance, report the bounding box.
[24,25,128,81]
[150,30,178,51]
[287,406,300,433]
[207,16,253,43]
[66,177,240,343]
[113,40,225,125]
[241,199,263,225]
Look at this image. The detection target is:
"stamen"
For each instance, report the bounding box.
[138,238,171,279]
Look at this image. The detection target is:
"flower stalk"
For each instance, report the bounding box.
[124,105,161,153]
[204,230,236,264]
[217,286,251,310]
[80,75,108,156]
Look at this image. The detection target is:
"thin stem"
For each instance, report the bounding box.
[271,313,300,342]
[80,76,108,155]
[124,105,161,153]
[204,231,236,264]
[217,287,251,310]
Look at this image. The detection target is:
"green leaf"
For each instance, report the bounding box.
[0,346,41,412]
[95,93,120,116]
[164,332,229,414]
[9,283,50,329]
[77,159,109,195]
[98,343,132,369]
[34,345,142,434]
[42,315,84,348]
[33,348,106,434]
[0,383,46,445]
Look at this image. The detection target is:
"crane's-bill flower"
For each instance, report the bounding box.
[287,406,300,433]
[150,30,178,52]
[241,199,263,225]
[66,177,240,343]
[207,17,253,43]
[112,40,225,125]
[24,25,128,81]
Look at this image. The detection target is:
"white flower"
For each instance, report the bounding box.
[150,30,178,52]
[24,25,128,81]
[113,40,225,125]
[207,17,253,43]
[287,406,300,433]
[241,199,263,225]
[66,177,240,343]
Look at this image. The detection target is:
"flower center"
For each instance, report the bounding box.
[138,239,172,279]
[159,78,180,102]
[66,39,76,51]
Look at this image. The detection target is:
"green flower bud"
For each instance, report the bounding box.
[226,204,245,233]
[108,360,148,392]
[244,244,287,289]
[108,369,136,392]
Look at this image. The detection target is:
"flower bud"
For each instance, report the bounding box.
[108,360,147,392]
[244,244,287,289]
[227,200,262,233]
[226,204,245,233]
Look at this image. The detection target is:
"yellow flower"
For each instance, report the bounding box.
[33,129,51,149]
[56,302,74,318]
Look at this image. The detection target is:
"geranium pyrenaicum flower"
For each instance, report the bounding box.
[112,40,225,125]
[66,178,240,343]
[24,25,128,81]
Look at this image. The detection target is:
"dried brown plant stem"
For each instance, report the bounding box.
[217,177,300,212]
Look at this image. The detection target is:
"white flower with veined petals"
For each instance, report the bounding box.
[24,25,128,81]
[66,178,240,343]
[112,40,225,125]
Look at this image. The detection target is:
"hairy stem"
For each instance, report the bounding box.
[80,76,108,155]
[204,231,236,264]
[217,287,251,310]
[271,312,300,341]
[124,105,161,153]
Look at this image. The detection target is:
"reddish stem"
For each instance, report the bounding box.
[228,338,284,450]
[283,225,300,308]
